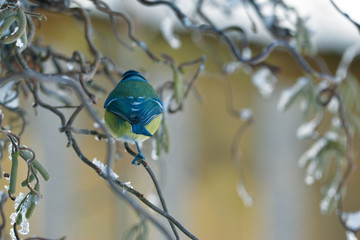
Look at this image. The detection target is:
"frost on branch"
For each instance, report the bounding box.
[298,130,346,214]
[341,211,360,232]
[161,15,181,49]
[92,158,119,180]
[296,114,322,139]
[236,181,253,207]
[346,231,358,240]
[10,191,40,239]
[251,67,277,98]
[237,108,253,121]
[277,77,309,112]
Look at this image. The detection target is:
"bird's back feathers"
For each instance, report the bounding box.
[104,96,163,129]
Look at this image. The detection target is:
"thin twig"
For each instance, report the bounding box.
[124,143,180,240]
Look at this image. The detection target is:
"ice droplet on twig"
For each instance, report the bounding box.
[341,211,360,231]
[15,38,24,48]
[242,47,252,59]
[122,181,133,194]
[296,114,321,139]
[277,77,309,112]
[305,175,314,185]
[236,181,253,207]
[161,16,181,49]
[251,67,277,98]
[298,138,327,168]
[238,108,253,121]
[304,157,319,185]
[327,97,339,113]
[346,231,358,240]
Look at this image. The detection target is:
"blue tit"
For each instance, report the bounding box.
[104,70,164,165]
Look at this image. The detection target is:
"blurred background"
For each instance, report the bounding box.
[2,0,360,239]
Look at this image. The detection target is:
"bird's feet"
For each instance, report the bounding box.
[131,152,145,165]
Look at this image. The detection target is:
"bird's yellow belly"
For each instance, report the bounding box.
[104,110,162,142]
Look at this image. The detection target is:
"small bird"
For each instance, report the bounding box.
[104,70,164,165]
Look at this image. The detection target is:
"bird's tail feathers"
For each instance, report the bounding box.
[131,124,152,137]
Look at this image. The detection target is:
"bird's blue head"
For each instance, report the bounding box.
[120,70,148,83]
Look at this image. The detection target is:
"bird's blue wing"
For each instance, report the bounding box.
[104,96,163,136]
[135,98,163,125]
[104,97,133,123]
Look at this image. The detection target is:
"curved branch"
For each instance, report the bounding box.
[136,0,336,82]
